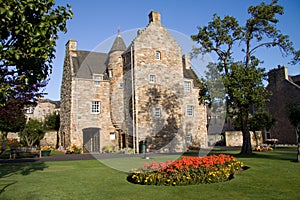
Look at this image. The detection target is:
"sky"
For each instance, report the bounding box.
[46,0,300,100]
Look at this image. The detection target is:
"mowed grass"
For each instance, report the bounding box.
[0,149,299,200]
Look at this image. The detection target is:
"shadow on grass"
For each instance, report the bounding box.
[183,148,298,162]
[0,161,48,195]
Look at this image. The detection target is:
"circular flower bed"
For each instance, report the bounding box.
[127,154,244,186]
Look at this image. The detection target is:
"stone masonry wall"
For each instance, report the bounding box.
[71,78,116,150]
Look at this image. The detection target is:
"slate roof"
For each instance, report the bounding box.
[39,99,61,108]
[72,51,108,79]
[183,67,201,88]
[109,35,126,53]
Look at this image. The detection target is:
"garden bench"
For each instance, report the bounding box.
[10,146,40,159]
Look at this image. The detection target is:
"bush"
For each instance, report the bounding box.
[127,154,244,186]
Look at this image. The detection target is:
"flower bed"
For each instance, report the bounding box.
[253,146,273,152]
[127,154,244,186]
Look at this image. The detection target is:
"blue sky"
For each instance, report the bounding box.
[47,0,300,100]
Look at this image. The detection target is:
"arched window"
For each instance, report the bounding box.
[155,51,161,60]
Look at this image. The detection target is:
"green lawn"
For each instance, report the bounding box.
[0,149,299,200]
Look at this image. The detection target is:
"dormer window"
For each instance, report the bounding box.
[155,51,161,60]
[94,74,102,86]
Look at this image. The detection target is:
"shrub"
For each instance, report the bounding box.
[127,154,244,186]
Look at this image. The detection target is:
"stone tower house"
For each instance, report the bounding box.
[60,11,207,153]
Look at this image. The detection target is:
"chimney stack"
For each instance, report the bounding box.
[148,11,161,24]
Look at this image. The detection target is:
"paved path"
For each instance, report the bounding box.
[0,146,242,164]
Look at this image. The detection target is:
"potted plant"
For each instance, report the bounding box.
[41,146,52,156]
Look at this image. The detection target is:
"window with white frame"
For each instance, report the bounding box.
[184,81,191,92]
[155,51,161,60]
[154,107,161,117]
[149,74,156,83]
[91,101,100,114]
[187,105,194,116]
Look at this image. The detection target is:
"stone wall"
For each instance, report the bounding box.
[267,67,300,144]
[60,40,77,147]
[71,78,115,151]
[225,131,263,147]
[40,131,57,147]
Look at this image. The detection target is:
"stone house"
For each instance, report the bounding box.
[23,98,60,146]
[266,66,300,144]
[60,11,208,153]
[24,98,60,122]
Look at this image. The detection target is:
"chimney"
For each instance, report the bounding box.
[148,11,161,24]
[183,54,191,69]
[66,39,77,52]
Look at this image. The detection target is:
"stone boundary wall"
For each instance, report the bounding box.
[225,131,263,146]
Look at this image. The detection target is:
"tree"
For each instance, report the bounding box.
[20,119,45,147]
[192,0,299,155]
[0,0,72,107]
[287,102,300,162]
[44,112,60,148]
[0,98,26,153]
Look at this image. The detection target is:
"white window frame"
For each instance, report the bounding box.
[154,107,161,118]
[149,74,156,83]
[91,101,100,114]
[155,51,161,60]
[184,81,191,92]
[187,105,194,117]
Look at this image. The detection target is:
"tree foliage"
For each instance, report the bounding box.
[20,119,45,147]
[0,0,72,107]
[44,112,60,131]
[0,97,26,153]
[192,0,299,154]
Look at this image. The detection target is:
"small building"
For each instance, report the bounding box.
[266,66,300,144]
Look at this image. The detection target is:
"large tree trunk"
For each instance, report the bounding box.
[240,112,252,155]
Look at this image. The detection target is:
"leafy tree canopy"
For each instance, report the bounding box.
[0,0,73,106]
[44,112,60,131]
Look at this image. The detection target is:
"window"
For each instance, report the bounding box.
[42,109,46,116]
[109,69,113,78]
[155,108,161,117]
[118,83,124,88]
[26,107,34,114]
[149,74,156,83]
[155,51,161,60]
[187,105,194,116]
[110,132,116,140]
[184,81,191,92]
[186,135,192,144]
[91,101,100,114]
[94,75,102,86]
